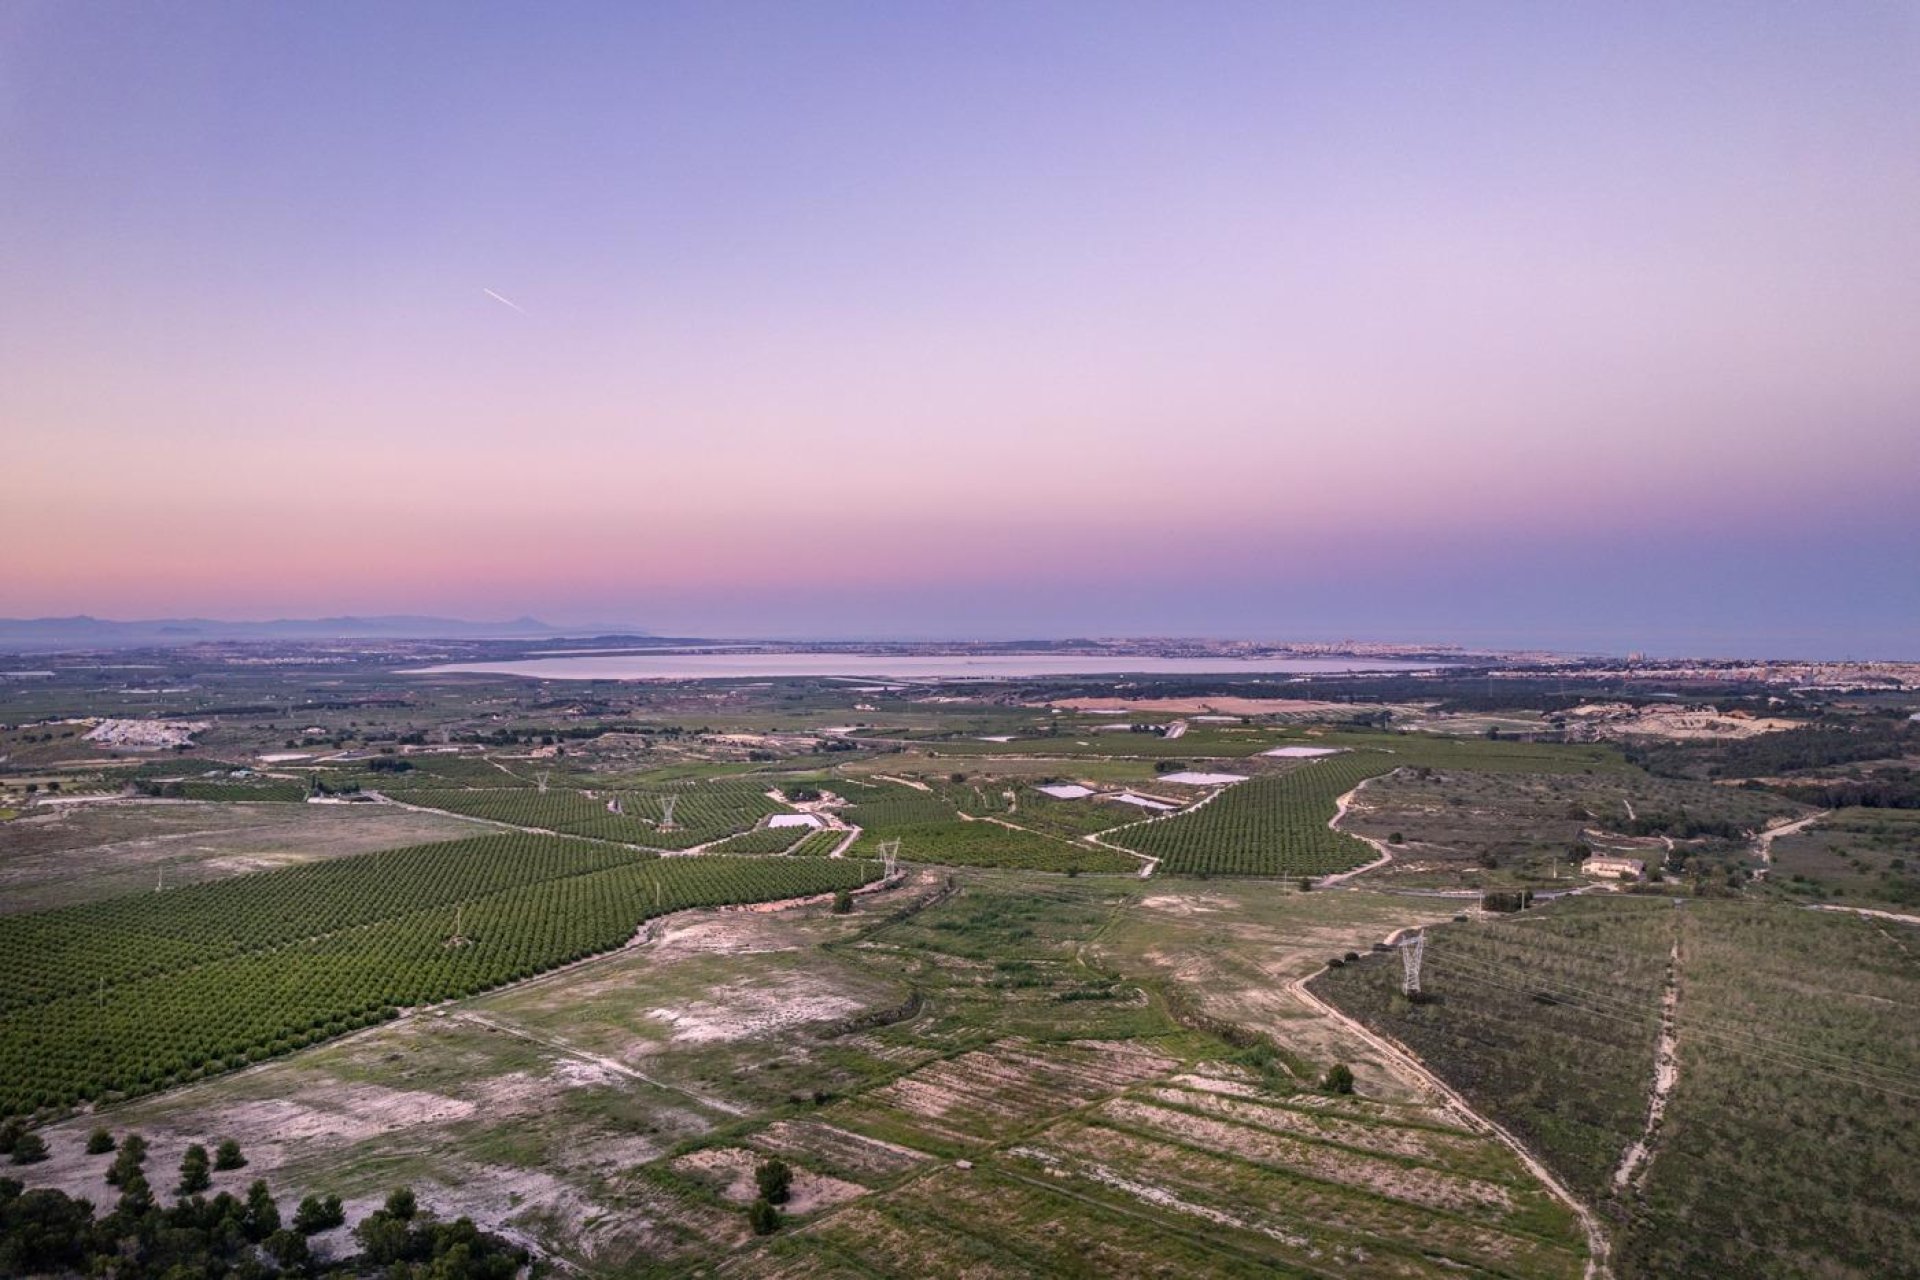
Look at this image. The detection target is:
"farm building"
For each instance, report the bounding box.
[1581,854,1646,880]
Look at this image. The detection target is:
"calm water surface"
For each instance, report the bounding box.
[403,652,1448,681]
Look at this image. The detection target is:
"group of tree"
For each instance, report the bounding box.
[0,1173,519,1279]
[0,1121,46,1166]
[1775,766,1920,811]
[748,1158,790,1235]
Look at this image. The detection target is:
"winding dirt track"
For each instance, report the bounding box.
[1316,772,1399,886]
[1752,810,1828,865]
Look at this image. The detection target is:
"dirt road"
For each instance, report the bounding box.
[1752,810,1827,865]
[1317,772,1399,886]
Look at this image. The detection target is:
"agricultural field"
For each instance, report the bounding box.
[386,779,785,849]
[1765,808,1920,909]
[1340,768,1811,888]
[840,780,1140,872]
[0,800,478,912]
[1107,755,1397,877]
[1292,731,1631,775]
[1313,896,1920,1279]
[0,834,879,1116]
[706,822,823,855]
[2,649,1916,1276]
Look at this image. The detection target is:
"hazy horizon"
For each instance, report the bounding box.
[4,3,1915,657]
[0,609,1909,663]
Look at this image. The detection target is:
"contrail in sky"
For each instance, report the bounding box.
[481,288,531,316]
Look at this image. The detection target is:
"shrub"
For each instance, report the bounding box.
[748,1196,781,1235]
[1323,1063,1355,1095]
[10,1133,47,1165]
[293,1192,345,1235]
[176,1144,211,1195]
[85,1128,114,1155]
[384,1185,417,1221]
[754,1158,793,1205]
[213,1138,246,1170]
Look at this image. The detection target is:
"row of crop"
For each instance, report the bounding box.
[850,820,1135,873]
[0,834,638,1013]
[386,781,785,849]
[173,781,309,802]
[0,854,881,1118]
[1107,755,1400,876]
[787,829,845,857]
[706,824,814,855]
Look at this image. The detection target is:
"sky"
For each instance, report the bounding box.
[2,2,1916,657]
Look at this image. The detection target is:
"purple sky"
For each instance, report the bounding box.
[3,3,1916,656]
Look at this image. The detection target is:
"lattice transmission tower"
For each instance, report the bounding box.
[1401,931,1426,998]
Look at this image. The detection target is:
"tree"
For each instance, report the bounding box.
[292,1192,344,1235]
[831,888,853,914]
[9,1133,47,1165]
[107,1147,143,1188]
[177,1143,211,1195]
[243,1179,280,1241]
[85,1128,115,1155]
[747,1196,781,1235]
[264,1227,311,1271]
[116,1170,154,1216]
[383,1185,417,1221]
[214,1138,246,1170]
[754,1158,792,1205]
[0,1119,21,1155]
[1323,1063,1355,1095]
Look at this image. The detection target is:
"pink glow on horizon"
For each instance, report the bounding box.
[2,5,1916,649]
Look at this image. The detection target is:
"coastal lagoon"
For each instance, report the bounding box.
[403,651,1447,681]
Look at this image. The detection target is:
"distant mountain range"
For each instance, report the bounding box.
[0,615,637,650]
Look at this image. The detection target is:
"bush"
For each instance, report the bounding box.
[384,1185,417,1220]
[831,888,853,915]
[293,1192,345,1235]
[176,1143,211,1195]
[748,1196,781,1235]
[243,1179,281,1240]
[213,1138,246,1170]
[85,1128,114,1155]
[264,1227,311,1270]
[9,1133,47,1165]
[754,1158,793,1205]
[1323,1063,1356,1095]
